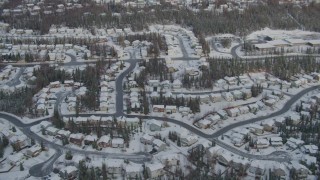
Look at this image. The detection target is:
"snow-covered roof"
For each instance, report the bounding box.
[112,138,124,144]
[146,162,164,171]
[98,135,110,143]
[70,133,84,139]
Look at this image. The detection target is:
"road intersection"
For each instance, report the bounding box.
[0,43,319,177]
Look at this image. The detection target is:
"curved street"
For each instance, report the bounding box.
[0,51,319,176]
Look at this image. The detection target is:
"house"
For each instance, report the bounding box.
[197,119,212,129]
[160,152,181,167]
[248,160,266,179]
[286,137,304,149]
[112,138,124,148]
[256,101,266,110]
[153,105,165,112]
[248,103,259,113]
[181,134,198,146]
[230,132,245,147]
[39,121,52,129]
[215,149,233,166]
[140,134,154,145]
[272,163,287,179]
[256,138,269,149]
[45,126,59,136]
[199,95,210,103]
[238,106,249,114]
[288,113,301,125]
[107,159,124,174]
[165,105,177,114]
[241,89,252,99]
[289,161,310,179]
[172,79,182,90]
[125,163,143,179]
[249,124,264,135]
[69,133,84,146]
[178,106,191,116]
[265,99,277,107]
[60,166,78,179]
[97,135,111,148]
[217,110,228,120]
[26,144,42,157]
[270,137,283,146]
[84,135,97,145]
[7,152,24,166]
[152,139,166,152]
[9,134,29,151]
[232,90,243,100]
[222,92,234,101]
[206,114,221,124]
[56,130,71,139]
[226,108,240,117]
[210,93,222,102]
[145,163,165,179]
[149,120,162,131]
[224,76,237,85]
[301,144,318,155]
[261,119,275,132]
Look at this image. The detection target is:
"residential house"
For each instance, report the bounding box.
[149,120,162,131]
[112,138,124,148]
[249,124,264,135]
[270,137,283,147]
[232,90,243,100]
[125,163,143,179]
[222,92,234,101]
[60,166,78,179]
[210,93,222,102]
[9,134,29,151]
[140,134,154,145]
[56,130,71,140]
[172,79,182,90]
[165,105,177,114]
[153,105,165,112]
[26,144,42,157]
[286,137,304,150]
[46,127,59,136]
[248,160,266,179]
[241,89,252,99]
[197,119,212,129]
[301,145,318,155]
[69,133,84,146]
[265,99,277,107]
[217,110,228,120]
[7,152,24,166]
[39,121,52,129]
[261,119,275,132]
[97,135,111,148]
[84,135,97,145]
[206,114,221,124]
[224,76,237,85]
[256,138,269,149]
[107,159,124,174]
[226,108,240,117]
[199,95,210,103]
[152,139,166,152]
[288,114,301,125]
[238,106,249,114]
[289,161,310,179]
[145,163,165,179]
[181,134,198,146]
[248,103,259,113]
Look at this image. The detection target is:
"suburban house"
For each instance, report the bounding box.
[161,153,180,167]
[152,139,167,152]
[210,93,222,102]
[60,166,78,179]
[26,144,42,157]
[97,135,111,148]
[248,160,266,179]
[181,134,198,146]
[84,135,97,145]
[217,110,228,120]
[226,108,240,117]
[261,119,275,132]
[256,138,269,149]
[46,126,59,136]
[9,134,29,151]
[140,134,154,145]
[56,130,71,140]
[69,133,84,146]
[197,119,212,129]
[149,120,162,131]
[125,163,143,179]
[269,137,283,146]
[222,92,234,102]
[165,105,177,114]
[232,90,243,100]
[107,159,124,174]
[286,137,305,150]
[301,144,318,155]
[112,138,125,148]
[153,105,165,112]
[145,163,165,179]
[248,103,259,113]
[238,106,249,114]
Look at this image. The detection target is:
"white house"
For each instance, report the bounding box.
[226,108,240,117]
[145,163,165,179]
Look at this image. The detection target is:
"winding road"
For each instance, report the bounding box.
[1,41,320,177]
